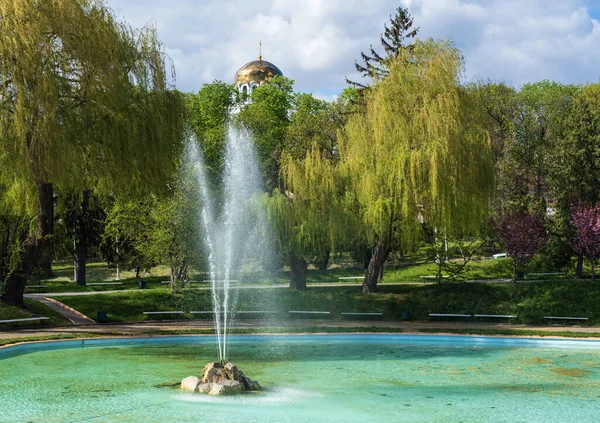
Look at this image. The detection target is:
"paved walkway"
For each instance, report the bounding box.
[23,279,549,299]
[25,295,96,325]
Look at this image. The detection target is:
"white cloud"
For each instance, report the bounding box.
[106,0,600,94]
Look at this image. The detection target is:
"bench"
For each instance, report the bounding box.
[474,314,517,322]
[188,311,222,319]
[88,282,123,289]
[341,312,383,320]
[201,280,238,283]
[237,311,279,319]
[544,316,588,324]
[0,317,50,326]
[143,311,186,319]
[24,285,48,293]
[429,313,472,320]
[420,276,449,280]
[527,272,566,278]
[289,311,331,319]
[338,277,363,281]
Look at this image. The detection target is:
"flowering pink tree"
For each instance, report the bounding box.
[570,203,600,280]
[493,212,548,281]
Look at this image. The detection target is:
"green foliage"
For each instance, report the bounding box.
[236,75,295,189]
[0,210,31,283]
[340,39,494,251]
[103,186,202,293]
[103,198,156,275]
[348,6,419,87]
[0,0,185,304]
[500,81,578,212]
[285,94,336,159]
[550,83,600,206]
[0,0,185,204]
[186,81,241,180]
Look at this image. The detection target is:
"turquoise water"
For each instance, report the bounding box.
[1,334,600,422]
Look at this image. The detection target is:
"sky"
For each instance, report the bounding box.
[107,0,600,100]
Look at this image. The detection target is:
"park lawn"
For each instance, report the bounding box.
[38,255,583,294]
[57,279,600,325]
[0,299,70,326]
[40,258,511,293]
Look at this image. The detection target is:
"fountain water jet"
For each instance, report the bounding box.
[182,124,270,394]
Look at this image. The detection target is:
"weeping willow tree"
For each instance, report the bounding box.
[268,146,353,289]
[0,0,184,306]
[339,39,494,293]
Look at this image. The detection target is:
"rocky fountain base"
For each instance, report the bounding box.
[181,362,261,395]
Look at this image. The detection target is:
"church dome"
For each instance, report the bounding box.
[234,59,283,94]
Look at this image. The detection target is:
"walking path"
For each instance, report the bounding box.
[22,278,545,299]
[25,295,96,325]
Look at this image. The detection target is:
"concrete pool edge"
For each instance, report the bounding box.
[4,331,600,359]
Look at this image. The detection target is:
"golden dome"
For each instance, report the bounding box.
[234,59,283,86]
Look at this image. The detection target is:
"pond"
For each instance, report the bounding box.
[1,334,599,422]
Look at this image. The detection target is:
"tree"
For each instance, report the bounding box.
[186,81,241,181]
[284,93,340,161]
[55,189,107,284]
[268,146,348,289]
[346,6,419,88]
[103,188,202,293]
[339,39,494,293]
[0,0,184,306]
[509,81,578,210]
[236,75,295,190]
[493,211,548,281]
[103,199,156,279]
[570,203,600,280]
[0,181,31,284]
[427,230,486,283]
[549,84,600,206]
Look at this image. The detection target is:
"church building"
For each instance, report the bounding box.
[234,42,283,94]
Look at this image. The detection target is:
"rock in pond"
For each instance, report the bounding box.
[181,362,261,395]
[180,376,200,392]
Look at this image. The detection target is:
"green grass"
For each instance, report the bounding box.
[54,279,600,325]
[0,299,70,326]
[36,256,580,294]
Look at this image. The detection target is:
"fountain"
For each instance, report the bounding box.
[181,124,269,394]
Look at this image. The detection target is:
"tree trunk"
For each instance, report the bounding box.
[576,255,583,279]
[2,183,52,306]
[363,246,372,269]
[317,249,331,271]
[592,260,596,281]
[37,183,54,278]
[74,190,90,286]
[362,240,390,293]
[289,252,307,290]
[512,260,518,282]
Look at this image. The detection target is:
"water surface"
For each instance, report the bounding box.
[1,334,599,422]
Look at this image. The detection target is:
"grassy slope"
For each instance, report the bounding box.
[0,299,70,325]
[57,280,600,325]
